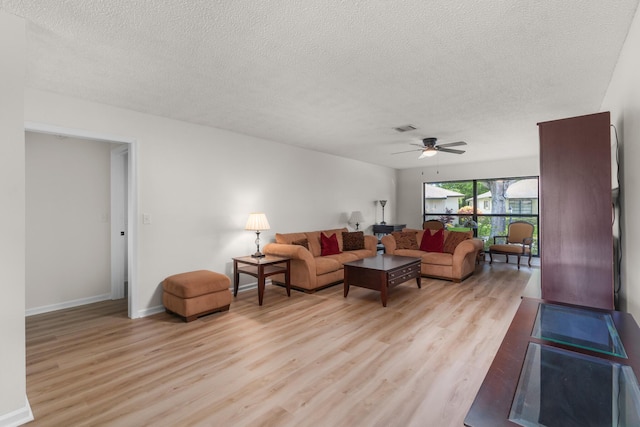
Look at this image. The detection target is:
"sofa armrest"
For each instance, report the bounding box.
[448,238,483,281]
[381,234,397,254]
[263,243,317,289]
[263,243,315,264]
[364,235,378,253]
[452,238,483,262]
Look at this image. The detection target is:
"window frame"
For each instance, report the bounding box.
[423,176,540,255]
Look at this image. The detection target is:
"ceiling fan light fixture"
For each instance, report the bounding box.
[419,148,438,159]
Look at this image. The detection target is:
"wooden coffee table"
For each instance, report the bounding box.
[343,254,421,307]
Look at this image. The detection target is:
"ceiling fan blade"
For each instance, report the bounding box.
[410,143,426,148]
[436,147,466,154]
[391,148,423,155]
[437,141,467,148]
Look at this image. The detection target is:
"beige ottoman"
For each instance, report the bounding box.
[162,270,232,322]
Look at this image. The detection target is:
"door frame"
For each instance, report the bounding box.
[24,121,140,319]
[111,145,128,300]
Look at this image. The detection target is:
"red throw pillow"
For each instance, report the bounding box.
[420,228,444,252]
[320,232,341,256]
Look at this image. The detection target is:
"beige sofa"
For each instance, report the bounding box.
[262,228,378,292]
[381,228,483,282]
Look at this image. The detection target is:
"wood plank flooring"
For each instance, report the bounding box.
[25,262,532,426]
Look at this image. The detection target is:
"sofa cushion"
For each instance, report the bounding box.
[321,232,341,256]
[324,252,359,264]
[346,248,374,259]
[490,244,530,254]
[421,251,454,266]
[395,249,425,259]
[443,231,472,254]
[275,232,308,245]
[392,231,419,250]
[315,256,342,275]
[291,238,309,250]
[394,249,453,266]
[342,231,365,251]
[420,228,444,252]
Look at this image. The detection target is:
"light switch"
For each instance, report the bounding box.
[143,213,151,224]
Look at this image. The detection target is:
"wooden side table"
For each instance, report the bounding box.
[232,255,291,306]
[372,224,406,254]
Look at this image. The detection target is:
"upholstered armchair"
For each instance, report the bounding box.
[489,221,534,269]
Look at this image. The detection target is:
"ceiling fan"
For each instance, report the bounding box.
[393,137,467,159]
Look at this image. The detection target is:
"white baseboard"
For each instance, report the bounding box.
[136,304,165,318]
[25,293,112,317]
[0,396,33,427]
[236,282,259,293]
[29,282,265,319]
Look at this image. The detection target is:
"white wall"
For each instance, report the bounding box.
[601,5,640,318]
[24,89,397,316]
[0,11,32,427]
[25,133,113,311]
[397,156,540,229]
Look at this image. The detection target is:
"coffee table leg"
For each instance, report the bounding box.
[344,269,350,298]
[381,283,387,307]
[416,275,421,289]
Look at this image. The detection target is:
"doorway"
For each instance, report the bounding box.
[25,122,139,319]
[111,145,128,300]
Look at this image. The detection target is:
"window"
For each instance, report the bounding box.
[509,199,532,215]
[423,177,539,255]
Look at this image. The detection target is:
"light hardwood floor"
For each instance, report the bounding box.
[26,262,532,426]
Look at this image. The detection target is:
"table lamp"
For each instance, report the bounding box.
[245,212,270,258]
[349,211,364,230]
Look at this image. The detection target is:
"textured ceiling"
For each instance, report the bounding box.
[3,1,639,169]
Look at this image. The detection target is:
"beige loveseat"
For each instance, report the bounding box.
[381,228,483,282]
[262,228,378,292]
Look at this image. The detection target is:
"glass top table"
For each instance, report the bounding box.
[531,302,627,358]
[465,298,640,427]
[509,342,640,427]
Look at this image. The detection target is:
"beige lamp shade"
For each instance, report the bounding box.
[245,213,270,231]
[349,211,364,224]
[349,211,365,230]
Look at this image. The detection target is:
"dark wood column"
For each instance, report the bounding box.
[538,112,613,310]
